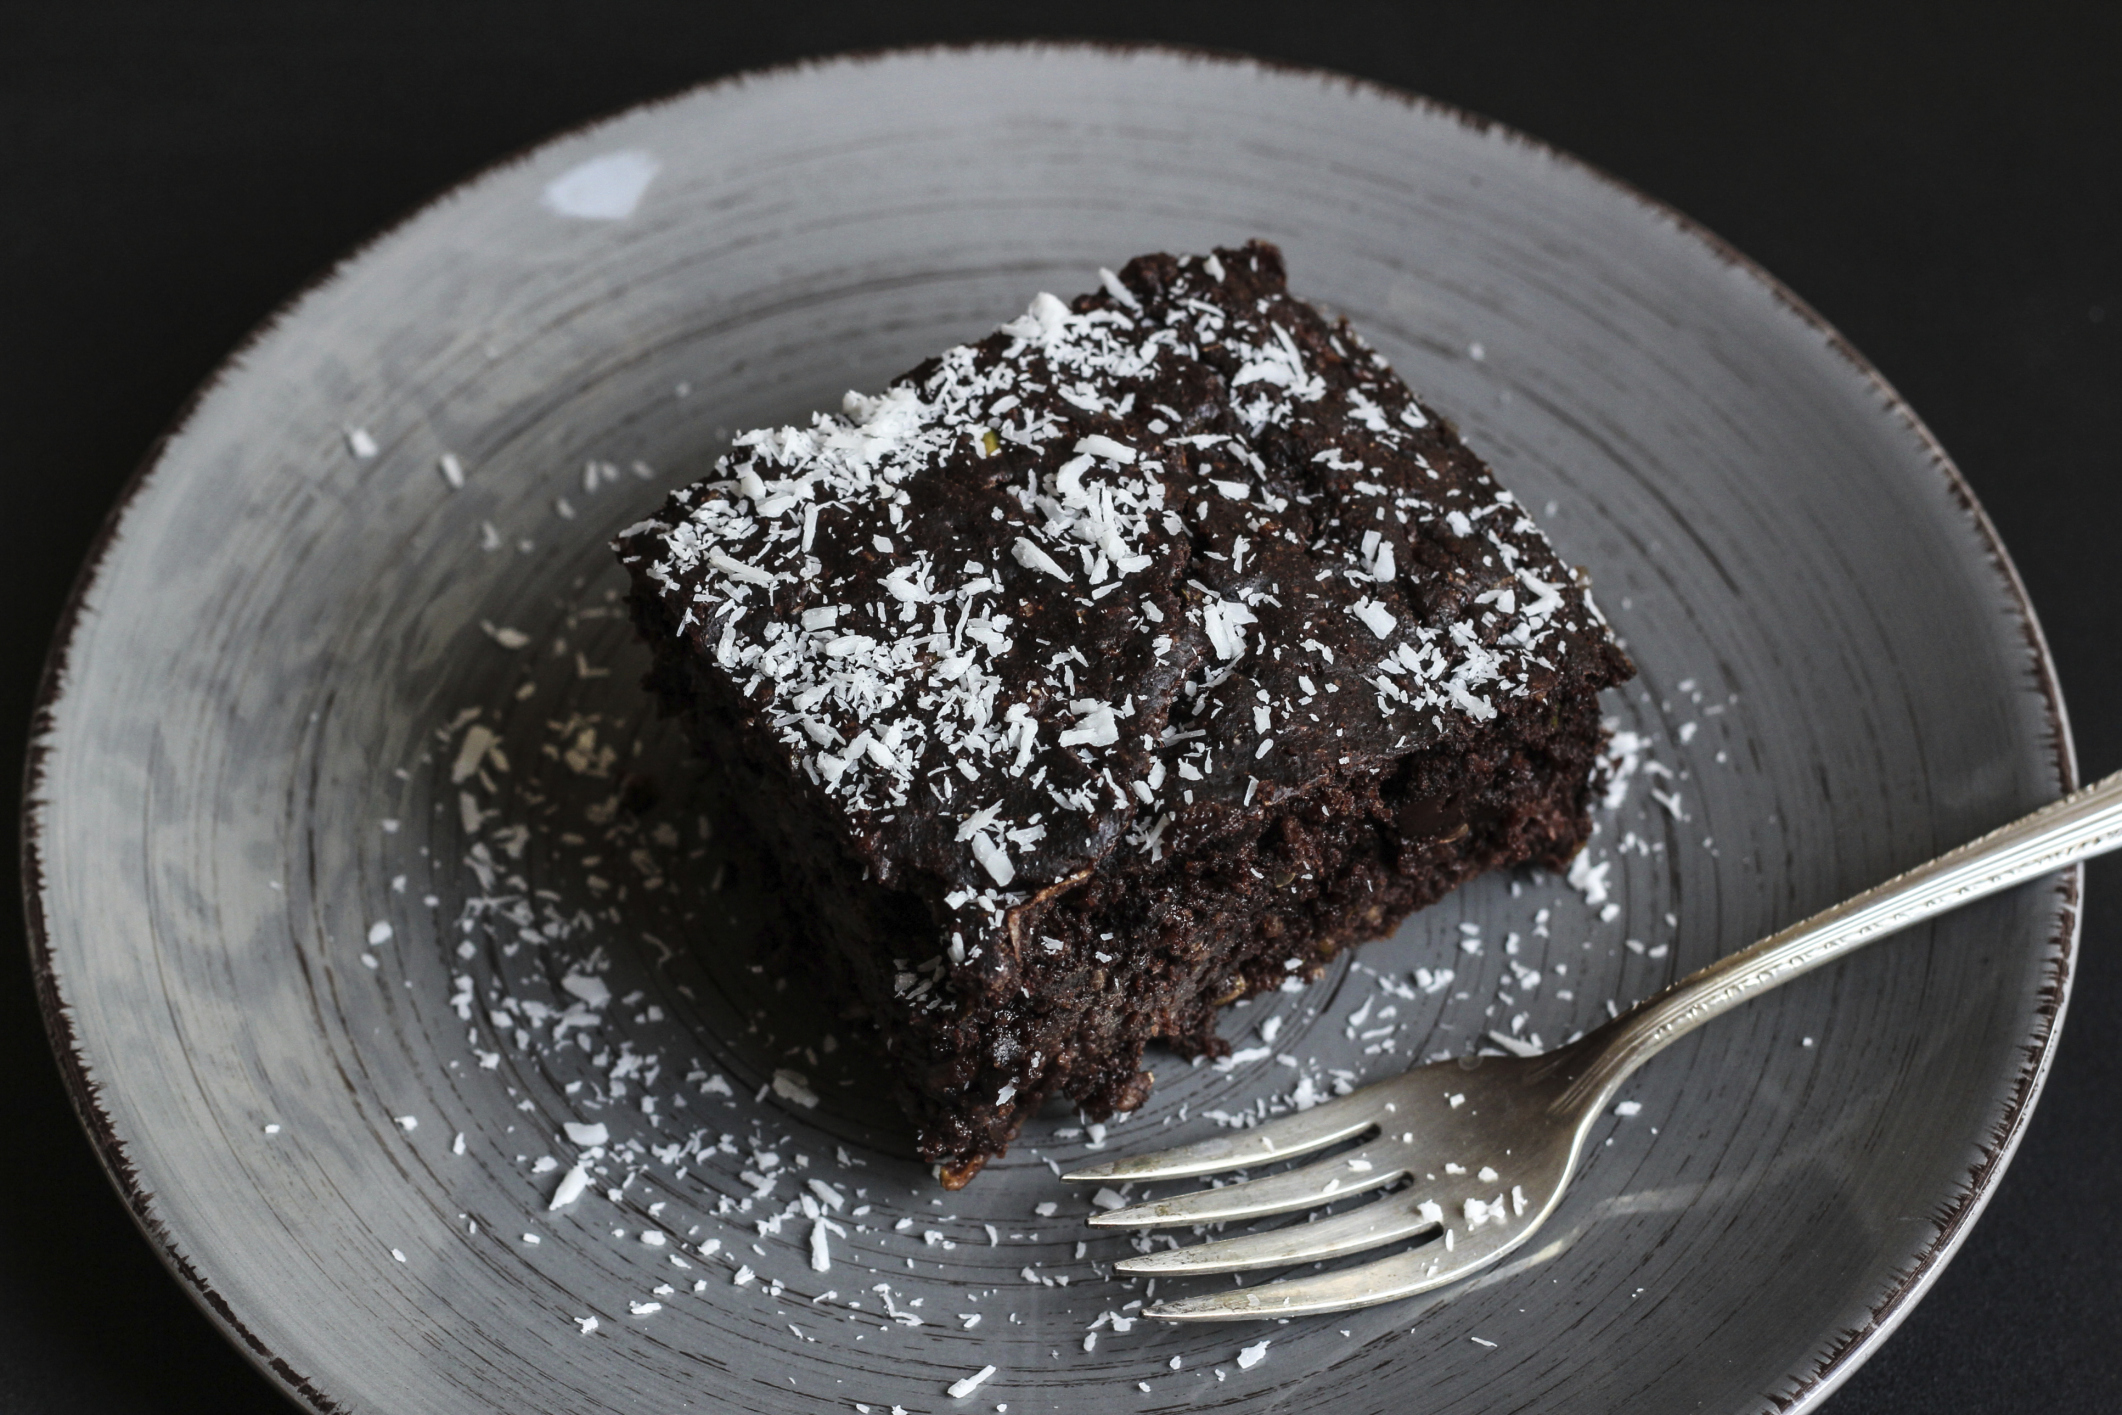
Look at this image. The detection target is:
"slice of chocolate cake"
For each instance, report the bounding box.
[616,242,1632,1185]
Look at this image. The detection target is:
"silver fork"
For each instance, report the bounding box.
[1065,768,2122,1320]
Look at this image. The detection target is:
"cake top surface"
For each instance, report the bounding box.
[617,242,1621,961]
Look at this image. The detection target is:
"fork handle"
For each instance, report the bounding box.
[1554,767,2122,1115]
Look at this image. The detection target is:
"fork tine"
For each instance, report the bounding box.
[1143,1216,1533,1321]
[1089,1143,1404,1228]
[1114,1189,1442,1275]
[1062,1085,1386,1184]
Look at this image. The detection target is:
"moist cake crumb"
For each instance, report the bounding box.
[616,241,1631,1184]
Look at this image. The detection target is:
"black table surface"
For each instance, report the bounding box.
[2,3,2114,1410]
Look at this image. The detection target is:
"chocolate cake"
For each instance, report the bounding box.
[616,242,1632,1185]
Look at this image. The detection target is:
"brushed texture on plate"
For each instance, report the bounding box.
[23,43,2074,1415]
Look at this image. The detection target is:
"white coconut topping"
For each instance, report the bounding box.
[947,1365,998,1399]
[618,246,1608,988]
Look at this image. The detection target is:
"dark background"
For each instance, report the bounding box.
[1,2,2114,1410]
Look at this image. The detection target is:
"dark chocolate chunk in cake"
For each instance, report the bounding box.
[616,241,1632,1185]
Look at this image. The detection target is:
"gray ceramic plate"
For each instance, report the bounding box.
[23,44,2075,1415]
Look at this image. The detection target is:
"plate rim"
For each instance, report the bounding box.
[16,38,2080,1414]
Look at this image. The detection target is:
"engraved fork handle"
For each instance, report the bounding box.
[1555,769,2122,1114]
